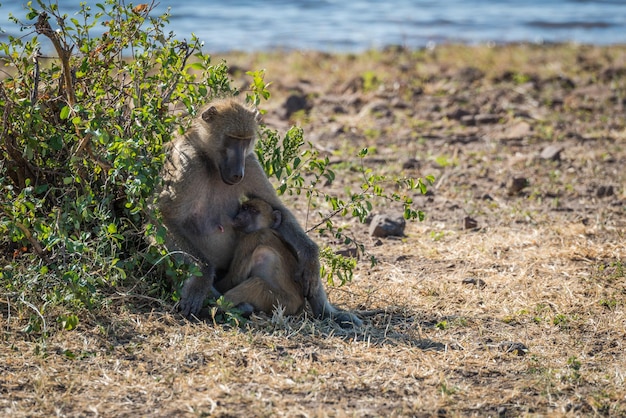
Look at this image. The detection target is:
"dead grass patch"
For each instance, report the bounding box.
[3,43,626,416]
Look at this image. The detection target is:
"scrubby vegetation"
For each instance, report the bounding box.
[0,1,428,337]
[2,2,625,417]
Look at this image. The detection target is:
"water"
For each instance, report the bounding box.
[1,0,625,52]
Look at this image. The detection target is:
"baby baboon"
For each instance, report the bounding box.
[158,98,361,327]
[215,197,304,316]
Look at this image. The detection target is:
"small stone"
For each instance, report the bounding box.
[460,113,501,126]
[462,277,486,288]
[474,114,501,124]
[446,108,471,120]
[499,341,529,356]
[402,158,421,170]
[596,185,614,198]
[368,214,406,238]
[460,115,476,126]
[507,177,529,195]
[501,121,532,140]
[283,94,310,119]
[540,144,564,161]
[463,216,478,230]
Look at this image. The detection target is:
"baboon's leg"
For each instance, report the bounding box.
[223,277,302,316]
[222,246,303,315]
[214,243,260,294]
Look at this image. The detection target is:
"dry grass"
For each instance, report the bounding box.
[2,43,626,416]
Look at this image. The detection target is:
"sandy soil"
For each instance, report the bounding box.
[2,43,625,417]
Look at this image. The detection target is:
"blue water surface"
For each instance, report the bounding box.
[1,0,625,52]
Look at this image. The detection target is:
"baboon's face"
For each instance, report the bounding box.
[233,199,277,233]
[218,136,253,185]
[200,102,258,186]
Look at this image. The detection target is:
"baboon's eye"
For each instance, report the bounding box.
[243,205,257,214]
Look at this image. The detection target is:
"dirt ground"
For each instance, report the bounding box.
[2,44,626,417]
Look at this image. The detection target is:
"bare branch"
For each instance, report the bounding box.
[35,12,75,106]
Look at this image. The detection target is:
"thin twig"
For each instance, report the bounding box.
[20,297,47,336]
[35,12,75,106]
[8,216,51,264]
[305,206,344,234]
[162,41,195,105]
[30,47,41,104]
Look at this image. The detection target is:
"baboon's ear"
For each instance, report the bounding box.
[201,106,219,123]
[271,210,282,229]
[254,109,262,123]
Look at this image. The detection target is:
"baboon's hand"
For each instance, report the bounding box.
[178,275,212,318]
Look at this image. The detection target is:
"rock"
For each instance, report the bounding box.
[462,277,486,288]
[540,144,564,161]
[475,114,502,124]
[596,185,614,198]
[601,66,626,81]
[460,113,501,126]
[501,121,532,141]
[460,115,476,126]
[283,93,310,119]
[463,216,478,230]
[446,107,472,120]
[507,177,529,195]
[499,341,529,356]
[390,97,410,109]
[369,214,406,238]
[402,158,421,170]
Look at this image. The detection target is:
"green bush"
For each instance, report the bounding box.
[1,0,232,334]
[0,1,432,336]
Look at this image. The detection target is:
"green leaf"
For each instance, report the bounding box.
[59,314,79,331]
[60,106,70,120]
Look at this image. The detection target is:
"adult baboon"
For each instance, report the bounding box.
[158,98,361,327]
[215,197,304,316]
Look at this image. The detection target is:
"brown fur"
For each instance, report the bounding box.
[215,198,304,316]
[158,98,361,327]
